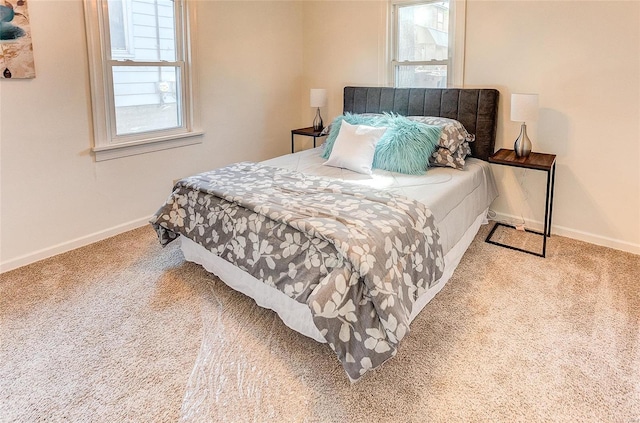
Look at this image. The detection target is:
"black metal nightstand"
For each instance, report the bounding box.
[486,148,557,258]
[291,127,327,153]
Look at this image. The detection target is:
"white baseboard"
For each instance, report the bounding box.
[0,216,153,273]
[491,211,640,255]
[3,211,637,273]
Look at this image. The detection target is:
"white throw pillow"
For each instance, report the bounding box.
[323,121,387,175]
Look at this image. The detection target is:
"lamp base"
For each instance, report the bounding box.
[514,123,532,157]
[312,107,323,132]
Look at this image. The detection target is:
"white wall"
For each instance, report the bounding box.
[0,1,304,271]
[301,1,388,129]
[464,0,639,253]
[302,0,640,254]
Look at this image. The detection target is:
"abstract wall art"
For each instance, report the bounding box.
[1,0,35,79]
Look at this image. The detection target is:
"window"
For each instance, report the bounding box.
[84,0,201,161]
[390,0,465,88]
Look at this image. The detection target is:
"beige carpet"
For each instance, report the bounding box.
[1,224,638,422]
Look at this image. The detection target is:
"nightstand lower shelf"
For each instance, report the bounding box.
[485,222,549,258]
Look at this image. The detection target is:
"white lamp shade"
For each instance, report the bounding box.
[310,89,327,108]
[511,93,539,122]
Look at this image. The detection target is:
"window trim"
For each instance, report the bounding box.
[389,0,466,88]
[83,0,202,161]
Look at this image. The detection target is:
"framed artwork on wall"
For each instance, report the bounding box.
[1,0,35,79]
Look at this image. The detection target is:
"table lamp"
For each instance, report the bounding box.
[310,88,327,131]
[511,93,539,157]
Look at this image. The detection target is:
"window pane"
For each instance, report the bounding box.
[396,65,447,88]
[112,66,181,136]
[397,2,449,62]
[108,0,127,52]
[108,0,176,61]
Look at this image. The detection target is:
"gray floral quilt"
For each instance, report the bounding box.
[150,162,444,380]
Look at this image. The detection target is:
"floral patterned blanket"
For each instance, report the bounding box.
[150,162,444,380]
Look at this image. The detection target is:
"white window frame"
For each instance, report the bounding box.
[389,0,466,88]
[84,0,202,161]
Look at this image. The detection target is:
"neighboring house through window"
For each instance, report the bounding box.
[390,0,466,88]
[84,0,201,161]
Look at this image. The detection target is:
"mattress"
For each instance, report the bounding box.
[179,147,498,343]
[262,147,498,255]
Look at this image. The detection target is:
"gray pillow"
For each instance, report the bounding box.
[407,116,475,153]
[430,142,472,170]
[407,116,475,170]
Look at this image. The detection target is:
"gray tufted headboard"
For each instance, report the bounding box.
[343,86,500,161]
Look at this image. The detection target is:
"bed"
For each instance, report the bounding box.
[151,86,500,381]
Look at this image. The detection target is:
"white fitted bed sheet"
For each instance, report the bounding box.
[180,148,498,342]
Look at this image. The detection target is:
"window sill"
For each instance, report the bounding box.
[93,131,204,162]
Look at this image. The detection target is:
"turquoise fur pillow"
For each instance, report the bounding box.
[322,113,442,175]
[373,117,441,175]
